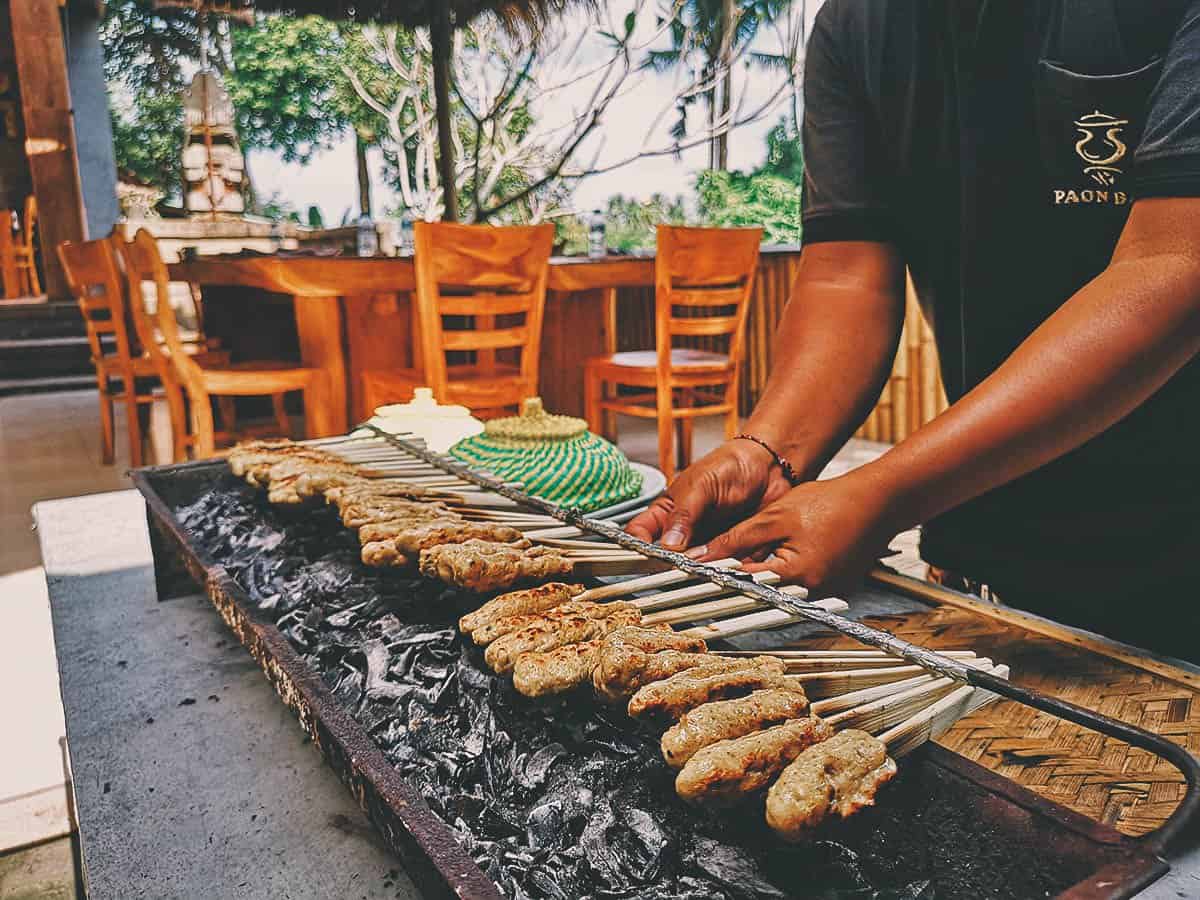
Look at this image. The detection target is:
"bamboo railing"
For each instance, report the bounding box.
[856,276,949,444]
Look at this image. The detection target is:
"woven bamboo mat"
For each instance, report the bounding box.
[792,603,1198,837]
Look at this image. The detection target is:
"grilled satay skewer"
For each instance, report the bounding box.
[470,577,795,648]
[484,588,838,678]
[360,522,528,568]
[675,662,1006,808]
[662,657,994,770]
[418,540,670,592]
[765,667,1006,840]
[675,717,835,805]
[457,560,746,637]
[504,593,846,695]
[661,690,816,768]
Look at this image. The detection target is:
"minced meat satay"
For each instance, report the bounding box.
[766,730,896,841]
[604,626,708,655]
[593,650,759,704]
[662,690,814,768]
[360,522,527,569]
[675,717,834,805]
[484,606,642,674]
[387,521,524,556]
[342,498,461,529]
[356,510,460,542]
[293,470,373,501]
[266,458,363,505]
[471,599,633,646]
[361,540,410,568]
[509,623,680,697]
[227,440,305,477]
[459,582,585,635]
[588,625,715,703]
[325,480,443,508]
[234,447,337,485]
[418,540,571,593]
[512,639,603,698]
[626,659,798,721]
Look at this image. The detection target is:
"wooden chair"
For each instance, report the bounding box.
[57,237,161,466]
[119,228,328,459]
[584,225,763,480]
[360,221,555,418]
[15,196,41,296]
[0,211,19,298]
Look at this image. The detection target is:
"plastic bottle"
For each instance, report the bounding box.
[588,209,606,258]
[398,212,415,256]
[356,213,378,257]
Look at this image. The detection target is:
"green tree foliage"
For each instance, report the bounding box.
[108,88,185,198]
[226,17,347,164]
[644,0,794,170]
[102,2,385,210]
[605,194,689,252]
[695,118,802,244]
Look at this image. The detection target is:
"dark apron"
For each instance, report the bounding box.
[925,0,1200,660]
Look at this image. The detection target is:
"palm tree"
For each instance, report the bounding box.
[645,0,791,171]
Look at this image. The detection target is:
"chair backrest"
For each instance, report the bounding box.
[118,229,193,360]
[19,195,36,252]
[412,221,555,403]
[0,211,17,298]
[57,237,140,375]
[109,233,169,367]
[654,225,763,375]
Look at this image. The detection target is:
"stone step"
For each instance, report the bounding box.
[0,374,96,397]
[0,301,85,341]
[0,335,98,378]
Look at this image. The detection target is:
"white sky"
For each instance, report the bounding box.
[247,1,821,224]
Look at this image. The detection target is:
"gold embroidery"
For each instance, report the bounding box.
[1074,110,1128,186]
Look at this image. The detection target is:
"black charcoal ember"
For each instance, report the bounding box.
[171,476,956,900]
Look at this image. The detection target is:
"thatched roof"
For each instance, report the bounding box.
[249,0,585,29]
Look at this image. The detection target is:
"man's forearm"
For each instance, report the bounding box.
[861,200,1200,532]
[746,241,906,480]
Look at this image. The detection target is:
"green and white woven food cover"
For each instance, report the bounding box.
[449,398,642,512]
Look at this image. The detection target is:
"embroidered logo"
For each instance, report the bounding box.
[1074,110,1128,185]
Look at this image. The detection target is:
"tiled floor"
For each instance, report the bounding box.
[0,390,916,899]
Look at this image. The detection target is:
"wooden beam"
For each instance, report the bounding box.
[10,0,86,298]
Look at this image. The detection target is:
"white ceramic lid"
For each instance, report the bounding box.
[357,387,484,452]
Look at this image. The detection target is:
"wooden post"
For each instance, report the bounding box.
[10,0,87,298]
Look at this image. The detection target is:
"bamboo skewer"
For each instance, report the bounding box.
[678,602,848,641]
[809,673,940,718]
[638,582,802,624]
[880,668,1008,757]
[629,570,786,613]
[574,559,743,603]
[789,665,935,700]
[658,597,849,640]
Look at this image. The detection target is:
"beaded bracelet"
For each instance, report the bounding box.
[733,433,802,486]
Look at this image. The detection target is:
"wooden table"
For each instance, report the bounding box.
[170,249,801,436]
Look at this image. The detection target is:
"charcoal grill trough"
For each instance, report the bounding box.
[129,430,1200,899]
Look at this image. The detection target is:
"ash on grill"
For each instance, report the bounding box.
[176,474,1091,900]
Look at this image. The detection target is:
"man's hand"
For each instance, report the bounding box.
[689,468,898,596]
[626,439,794,551]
